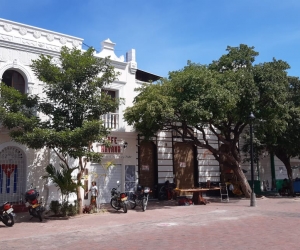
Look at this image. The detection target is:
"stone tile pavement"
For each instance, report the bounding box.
[0,196,299,250]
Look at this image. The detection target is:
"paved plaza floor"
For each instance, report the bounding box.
[0,196,299,250]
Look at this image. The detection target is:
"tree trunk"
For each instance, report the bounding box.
[77,171,83,214]
[233,166,252,198]
[275,153,294,196]
[219,144,252,198]
[285,163,294,195]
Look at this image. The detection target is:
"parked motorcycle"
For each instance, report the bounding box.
[129,185,150,211]
[0,201,15,227]
[110,181,128,213]
[158,180,176,200]
[25,187,45,221]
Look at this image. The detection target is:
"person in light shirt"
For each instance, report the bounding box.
[85,181,98,209]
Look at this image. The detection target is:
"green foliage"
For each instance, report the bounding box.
[60,201,69,217]
[68,201,78,216]
[124,44,293,197]
[125,44,291,145]
[49,200,78,217]
[0,84,39,131]
[247,76,300,183]
[49,200,61,215]
[43,164,79,201]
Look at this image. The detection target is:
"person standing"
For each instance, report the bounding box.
[85,181,98,210]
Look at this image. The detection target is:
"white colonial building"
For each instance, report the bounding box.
[1,18,299,210]
[0,18,158,208]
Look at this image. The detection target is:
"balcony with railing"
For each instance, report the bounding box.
[101,113,119,130]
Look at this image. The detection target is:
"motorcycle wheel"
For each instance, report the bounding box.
[123,202,128,213]
[28,207,33,216]
[3,213,14,227]
[37,210,43,222]
[129,200,136,209]
[142,197,147,212]
[158,186,167,200]
[110,199,120,210]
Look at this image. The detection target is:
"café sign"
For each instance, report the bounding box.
[98,137,123,154]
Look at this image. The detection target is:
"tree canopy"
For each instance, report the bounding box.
[124,44,291,197]
[244,76,300,194]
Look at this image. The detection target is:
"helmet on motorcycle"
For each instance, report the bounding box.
[136,185,143,192]
[25,189,38,201]
[111,188,117,196]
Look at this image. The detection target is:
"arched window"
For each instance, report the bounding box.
[2,70,25,94]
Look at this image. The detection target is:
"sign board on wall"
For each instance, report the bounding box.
[180,162,186,168]
[142,165,149,171]
[98,137,123,154]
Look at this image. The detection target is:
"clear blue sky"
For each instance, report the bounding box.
[1,0,300,78]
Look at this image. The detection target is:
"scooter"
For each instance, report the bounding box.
[25,187,45,221]
[0,201,15,227]
[129,185,150,211]
[110,181,128,213]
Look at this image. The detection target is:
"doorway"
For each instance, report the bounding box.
[139,140,157,191]
[173,142,198,189]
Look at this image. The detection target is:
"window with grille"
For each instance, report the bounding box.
[0,146,26,204]
[125,165,136,197]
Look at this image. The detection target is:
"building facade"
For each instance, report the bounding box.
[0,18,144,207]
[1,18,298,209]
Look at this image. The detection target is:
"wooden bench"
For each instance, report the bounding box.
[176,188,220,205]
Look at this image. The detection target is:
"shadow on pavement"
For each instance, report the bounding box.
[11,212,50,224]
[101,198,238,214]
[13,196,260,220]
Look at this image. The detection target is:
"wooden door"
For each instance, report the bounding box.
[174,142,196,189]
[139,141,157,189]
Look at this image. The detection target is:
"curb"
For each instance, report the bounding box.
[44,216,69,220]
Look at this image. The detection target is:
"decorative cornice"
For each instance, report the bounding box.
[0,18,83,53]
[0,19,136,73]
[110,60,127,70]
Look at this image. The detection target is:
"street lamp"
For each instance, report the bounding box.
[249,112,256,207]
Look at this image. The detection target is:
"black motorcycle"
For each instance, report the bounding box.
[110,181,128,213]
[0,201,15,227]
[25,187,45,221]
[129,185,150,211]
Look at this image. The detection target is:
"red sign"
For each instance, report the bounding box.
[99,137,122,154]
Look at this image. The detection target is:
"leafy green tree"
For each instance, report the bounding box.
[244,76,300,194]
[0,47,120,213]
[124,44,290,197]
